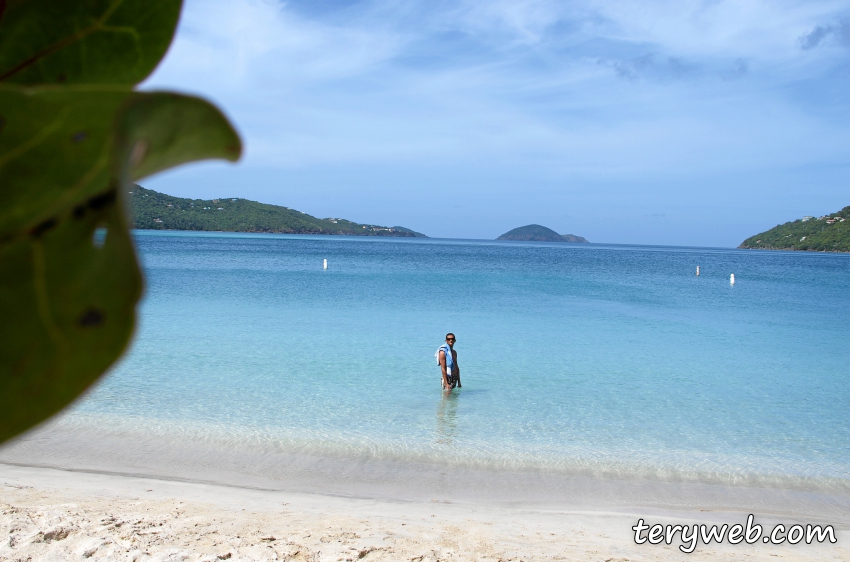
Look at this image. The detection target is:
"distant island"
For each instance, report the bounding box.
[739,206,849,252]
[497,224,588,243]
[129,186,427,237]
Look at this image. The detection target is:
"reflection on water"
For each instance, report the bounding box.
[435,390,460,445]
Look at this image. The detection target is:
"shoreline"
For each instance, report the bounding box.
[132,227,426,238]
[2,422,850,523]
[3,419,849,560]
[1,463,847,561]
[738,244,850,254]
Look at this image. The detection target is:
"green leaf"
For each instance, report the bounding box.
[0,87,241,443]
[0,85,131,235]
[0,180,142,445]
[0,0,182,85]
[115,91,242,182]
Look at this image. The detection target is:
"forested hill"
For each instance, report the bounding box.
[128,186,427,237]
[739,207,849,252]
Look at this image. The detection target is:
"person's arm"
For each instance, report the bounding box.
[439,350,450,390]
[453,350,461,387]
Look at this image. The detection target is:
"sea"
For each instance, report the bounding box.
[4,231,850,509]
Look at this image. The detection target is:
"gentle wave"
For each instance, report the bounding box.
[46,412,850,495]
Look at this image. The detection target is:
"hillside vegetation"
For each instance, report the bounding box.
[129,186,426,237]
[497,224,588,243]
[739,206,849,252]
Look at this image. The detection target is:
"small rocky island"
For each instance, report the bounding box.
[497,224,588,243]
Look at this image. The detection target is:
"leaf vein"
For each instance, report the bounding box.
[0,0,129,82]
[31,239,64,349]
[0,108,68,169]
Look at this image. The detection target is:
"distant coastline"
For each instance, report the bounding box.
[739,206,849,253]
[129,186,428,238]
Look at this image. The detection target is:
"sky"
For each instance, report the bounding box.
[142,0,850,246]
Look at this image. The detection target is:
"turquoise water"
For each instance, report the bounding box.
[68,231,850,489]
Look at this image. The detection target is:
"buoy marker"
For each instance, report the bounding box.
[696,266,700,276]
[323,258,328,270]
[730,273,735,285]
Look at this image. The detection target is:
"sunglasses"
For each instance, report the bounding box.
[446,338,456,341]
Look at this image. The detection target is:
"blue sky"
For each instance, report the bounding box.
[142,0,850,246]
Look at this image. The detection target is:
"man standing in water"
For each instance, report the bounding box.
[438,333,461,391]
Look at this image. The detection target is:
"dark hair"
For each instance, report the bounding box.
[445,333,455,340]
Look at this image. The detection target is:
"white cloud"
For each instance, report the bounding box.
[154,0,406,90]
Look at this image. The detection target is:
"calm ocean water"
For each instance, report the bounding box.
[63,231,850,490]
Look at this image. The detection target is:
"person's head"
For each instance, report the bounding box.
[445,333,456,347]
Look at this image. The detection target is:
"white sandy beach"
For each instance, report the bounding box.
[2,462,848,562]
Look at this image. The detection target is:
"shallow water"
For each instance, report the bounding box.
[36,232,850,491]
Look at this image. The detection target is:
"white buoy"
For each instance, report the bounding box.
[323,258,328,270]
[730,273,735,285]
[696,266,700,276]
